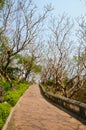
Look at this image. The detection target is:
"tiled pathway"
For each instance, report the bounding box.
[3,85,86,130]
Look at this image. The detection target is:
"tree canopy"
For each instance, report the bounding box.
[0,0,5,10]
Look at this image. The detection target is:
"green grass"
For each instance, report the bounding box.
[0,103,11,129]
[4,82,29,106]
[0,79,30,129]
[4,83,29,106]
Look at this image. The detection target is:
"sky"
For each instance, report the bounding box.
[32,0,86,55]
[33,0,86,18]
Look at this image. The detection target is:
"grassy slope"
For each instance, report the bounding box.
[0,79,30,129]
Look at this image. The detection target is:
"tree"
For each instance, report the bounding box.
[41,14,86,98]
[41,14,73,94]
[76,15,86,70]
[17,42,43,82]
[0,0,52,88]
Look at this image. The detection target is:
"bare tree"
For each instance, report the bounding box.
[0,0,52,87]
[76,15,86,69]
[41,14,73,92]
[41,14,86,98]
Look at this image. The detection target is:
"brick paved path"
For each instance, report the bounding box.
[4,85,86,130]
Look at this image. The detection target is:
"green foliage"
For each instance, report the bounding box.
[4,82,29,106]
[17,54,41,74]
[43,85,49,90]
[43,84,57,94]
[16,82,29,90]
[73,50,86,66]
[2,82,11,91]
[0,33,9,52]
[0,78,30,129]
[17,55,32,65]
[84,83,86,88]
[0,0,5,10]
[73,56,78,62]
[0,103,11,129]
[6,66,19,80]
[73,88,86,103]
[62,77,69,86]
[0,78,10,91]
[4,91,20,106]
[33,65,42,73]
[0,118,4,129]
[46,79,55,86]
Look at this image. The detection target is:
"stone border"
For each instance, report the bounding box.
[39,84,86,124]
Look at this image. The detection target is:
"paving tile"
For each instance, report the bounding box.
[5,85,86,130]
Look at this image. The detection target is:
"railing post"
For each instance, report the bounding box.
[79,107,85,119]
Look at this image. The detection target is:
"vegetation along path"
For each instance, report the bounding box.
[3,85,86,130]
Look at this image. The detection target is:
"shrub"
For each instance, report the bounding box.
[0,103,11,129]
[47,79,55,86]
[2,82,11,91]
[0,78,11,91]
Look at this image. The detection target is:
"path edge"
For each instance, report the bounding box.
[2,87,30,130]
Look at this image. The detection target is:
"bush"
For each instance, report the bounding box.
[0,78,11,91]
[47,79,55,86]
[0,103,11,129]
[2,82,11,91]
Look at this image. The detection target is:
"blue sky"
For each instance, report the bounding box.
[34,0,86,18]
